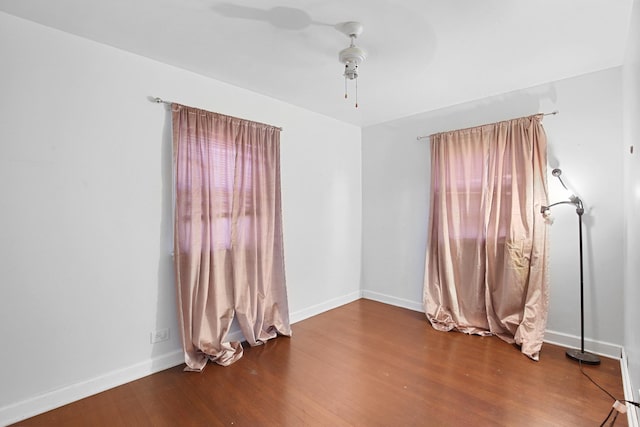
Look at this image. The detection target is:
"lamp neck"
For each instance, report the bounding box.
[545,197,583,215]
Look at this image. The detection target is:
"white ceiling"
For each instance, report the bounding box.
[0,0,633,127]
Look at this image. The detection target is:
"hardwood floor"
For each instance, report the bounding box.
[13,299,626,426]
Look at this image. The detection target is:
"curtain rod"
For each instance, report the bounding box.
[415,110,559,141]
[152,97,284,131]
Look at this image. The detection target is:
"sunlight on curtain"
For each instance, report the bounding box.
[423,114,549,360]
[172,104,291,371]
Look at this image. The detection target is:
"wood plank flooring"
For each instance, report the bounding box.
[13,299,626,426]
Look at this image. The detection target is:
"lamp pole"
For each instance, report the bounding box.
[564,201,600,364]
[542,169,600,365]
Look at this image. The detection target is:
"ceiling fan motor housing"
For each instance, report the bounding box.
[337,21,367,80]
[340,45,366,79]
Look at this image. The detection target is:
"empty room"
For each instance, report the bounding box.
[1,1,639,425]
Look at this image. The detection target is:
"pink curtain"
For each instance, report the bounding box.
[423,115,549,360]
[172,104,291,371]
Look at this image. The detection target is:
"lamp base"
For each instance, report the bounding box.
[566,349,601,365]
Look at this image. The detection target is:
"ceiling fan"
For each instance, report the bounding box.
[337,21,367,108]
[211,6,369,108]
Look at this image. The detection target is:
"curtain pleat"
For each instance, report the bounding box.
[172,104,291,371]
[423,115,549,360]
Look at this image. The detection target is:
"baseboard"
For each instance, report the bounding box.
[361,290,423,312]
[360,290,625,361]
[621,348,639,427]
[289,290,363,324]
[4,291,625,426]
[543,330,623,360]
[0,291,363,426]
[0,349,184,426]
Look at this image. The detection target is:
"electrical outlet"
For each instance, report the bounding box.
[150,328,169,344]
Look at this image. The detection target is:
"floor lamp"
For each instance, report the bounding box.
[541,168,600,365]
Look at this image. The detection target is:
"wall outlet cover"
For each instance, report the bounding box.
[150,328,170,344]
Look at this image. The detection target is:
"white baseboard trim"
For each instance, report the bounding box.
[4,291,628,426]
[621,348,639,427]
[360,290,625,361]
[223,290,363,343]
[361,290,423,312]
[225,328,245,344]
[289,290,363,324]
[543,330,623,360]
[0,291,363,426]
[0,349,184,426]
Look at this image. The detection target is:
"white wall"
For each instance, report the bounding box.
[623,0,640,408]
[0,12,361,423]
[362,67,625,353]
[1,6,634,425]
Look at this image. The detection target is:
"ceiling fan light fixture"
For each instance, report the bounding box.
[339,45,367,80]
[337,21,367,108]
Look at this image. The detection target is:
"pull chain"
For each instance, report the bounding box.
[355,73,358,108]
[344,68,348,99]
[342,63,359,108]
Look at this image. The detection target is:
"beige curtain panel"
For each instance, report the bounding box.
[172,104,291,371]
[423,114,549,360]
